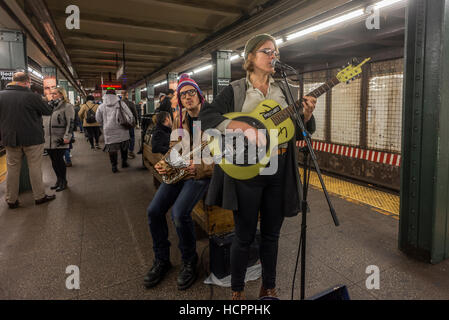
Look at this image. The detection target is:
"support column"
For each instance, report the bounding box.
[145,78,155,113]
[58,79,69,94]
[211,50,232,99]
[135,87,141,105]
[67,84,75,105]
[399,0,449,263]
[0,29,27,90]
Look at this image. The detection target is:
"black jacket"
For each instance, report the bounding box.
[151,123,172,154]
[158,97,173,119]
[199,78,316,217]
[0,85,52,147]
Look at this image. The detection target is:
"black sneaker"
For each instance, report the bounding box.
[35,195,56,205]
[177,254,198,290]
[144,260,172,289]
[7,200,19,209]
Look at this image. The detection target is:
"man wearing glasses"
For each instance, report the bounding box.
[144,74,213,291]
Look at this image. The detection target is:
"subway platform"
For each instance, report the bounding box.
[0,131,448,300]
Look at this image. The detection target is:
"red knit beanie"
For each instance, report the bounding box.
[176,74,204,129]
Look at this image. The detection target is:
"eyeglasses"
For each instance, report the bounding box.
[179,89,197,99]
[256,48,280,58]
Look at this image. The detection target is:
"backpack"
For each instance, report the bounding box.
[86,106,96,124]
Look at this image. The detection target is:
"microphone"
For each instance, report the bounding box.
[271,58,297,72]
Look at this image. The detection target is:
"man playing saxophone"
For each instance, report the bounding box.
[145,74,213,291]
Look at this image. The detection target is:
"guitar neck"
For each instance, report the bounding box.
[271,76,340,125]
[305,76,340,99]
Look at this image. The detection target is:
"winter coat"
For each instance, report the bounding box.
[43,100,75,150]
[96,94,132,145]
[78,101,101,127]
[0,85,52,147]
[199,78,316,217]
[159,97,174,119]
[151,122,171,154]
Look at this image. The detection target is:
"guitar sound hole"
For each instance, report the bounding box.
[223,116,270,167]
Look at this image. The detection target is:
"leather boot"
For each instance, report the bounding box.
[177,254,198,290]
[259,286,278,299]
[144,260,172,289]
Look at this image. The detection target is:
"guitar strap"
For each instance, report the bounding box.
[230,78,247,113]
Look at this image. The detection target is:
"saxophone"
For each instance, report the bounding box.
[160,140,210,184]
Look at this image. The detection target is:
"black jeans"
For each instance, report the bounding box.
[85,126,101,147]
[47,149,67,182]
[108,149,128,168]
[146,178,210,262]
[231,155,286,292]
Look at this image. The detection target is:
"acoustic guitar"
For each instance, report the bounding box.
[208,58,371,180]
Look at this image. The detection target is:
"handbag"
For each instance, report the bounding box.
[117,101,135,129]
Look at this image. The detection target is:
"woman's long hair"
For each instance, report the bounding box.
[54,87,70,103]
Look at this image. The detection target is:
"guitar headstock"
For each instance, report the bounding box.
[336,57,371,84]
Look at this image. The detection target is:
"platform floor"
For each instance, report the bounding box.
[0,131,448,300]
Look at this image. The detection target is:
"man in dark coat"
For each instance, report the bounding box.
[122,92,138,159]
[0,72,56,208]
[158,89,174,120]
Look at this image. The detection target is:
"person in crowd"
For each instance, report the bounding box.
[136,100,143,127]
[151,111,172,155]
[79,95,102,150]
[0,72,56,208]
[43,87,75,192]
[199,34,317,300]
[155,92,166,112]
[158,89,174,120]
[122,92,138,159]
[144,74,212,291]
[95,89,134,173]
[73,102,83,133]
[64,132,74,167]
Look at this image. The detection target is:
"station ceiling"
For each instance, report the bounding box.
[3,0,406,95]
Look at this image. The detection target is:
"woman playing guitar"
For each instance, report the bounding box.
[200,34,317,300]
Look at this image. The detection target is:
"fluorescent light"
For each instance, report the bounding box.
[142,88,147,91]
[230,54,241,61]
[287,9,365,41]
[193,64,212,74]
[374,0,405,9]
[154,80,167,88]
[27,66,44,79]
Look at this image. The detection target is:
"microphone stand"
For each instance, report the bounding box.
[277,65,340,300]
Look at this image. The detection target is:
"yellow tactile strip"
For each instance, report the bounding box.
[0,154,6,184]
[306,170,399,218]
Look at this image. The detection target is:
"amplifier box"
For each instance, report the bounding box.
[209,230,261,279]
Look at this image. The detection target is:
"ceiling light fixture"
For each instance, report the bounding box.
[287,9,365,41]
